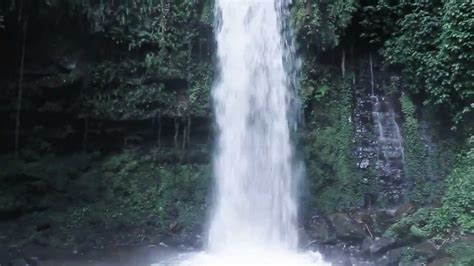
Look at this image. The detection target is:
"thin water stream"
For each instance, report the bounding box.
[369,54,406,204]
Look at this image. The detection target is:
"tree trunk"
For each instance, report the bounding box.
[369,52,375,96]
[341,47,346,78]
[83,118,89,152]
[187,115,191,144]
[157,114,162,148]
[350,44,356,85]
[174,118,179,148]
[14,20,27,159]
[182,121,187,150]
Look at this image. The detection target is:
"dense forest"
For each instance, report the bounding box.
[0,0,472,265]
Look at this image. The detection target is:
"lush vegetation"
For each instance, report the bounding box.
[400,95,454,205]
[292,0,357,50]
[0,150,209,246]
[362,1,473,126]
[0,0,472,264]
[300,69,367,213]
[387,140,473,239]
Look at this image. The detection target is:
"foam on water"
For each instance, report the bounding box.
[172,248,327,265]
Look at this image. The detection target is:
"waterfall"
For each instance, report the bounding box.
[369,54,406,204]
[155,0,329,265]
[208,0,299,251]
[371,95,406,203]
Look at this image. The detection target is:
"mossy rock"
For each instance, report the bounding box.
[443,237,474,266]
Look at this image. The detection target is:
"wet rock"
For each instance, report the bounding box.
[33,234,50,247]
[308,215,336,244]
[35,221,52,232]
[413,241,438,260]
[26,180,49,194]
[376,247,406,266]
[394,202,414,219]
[32,73,82,90]
[317,244,357,266]
[57,56,78,72]
[168,221,181,233]
[0,245,12,265]
[331,256,352,266]
[10,258,28,266]
[372,210,395,233]
[328,213,368,242]
[361,236,396,255]
[352,210,374,226]
[439,235,474,262]
[428,257,453,266]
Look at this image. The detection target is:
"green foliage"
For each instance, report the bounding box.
[34,0,214,121]
[200,0,214,26]
[0,153,97,188]
[401,95,444,205]
[69,0,207,50]
[291,0,357,50]
[156,163,210,230]
[0,150,210,246]
[441,140,474,235]
[400,95,458,206]
[445,239,474,266]
[62,150,209,244]
[399,246,437,266]
[385,208,432,239]
[301,68,367,212]
[387,138,474,240]
[88,150,210,231]
[84,59,212,120]
[382,1,473,125]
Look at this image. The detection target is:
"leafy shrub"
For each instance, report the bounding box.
[383,1,473,125]
[387,138,474,239]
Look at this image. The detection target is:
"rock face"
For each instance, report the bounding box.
[352,59,407,207]
[10,258,28,266]
[412,241,438,260]
[0,1,214,253]
[361,236,396,255]
[376,247,406,266]
[305,208,454,266]
[308,215,336,244]
[428,257,453,266]
[327,213,368,241]
[394,202,414,219]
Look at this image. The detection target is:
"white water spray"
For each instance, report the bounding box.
[155,0,329,264]
[208,0,299,251]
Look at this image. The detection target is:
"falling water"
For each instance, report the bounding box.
[369,54,406,204]
[155,0,328,265]
[208,0,299,251]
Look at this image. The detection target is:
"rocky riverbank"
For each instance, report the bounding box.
[3,203,472,266]
[305,204,474,265]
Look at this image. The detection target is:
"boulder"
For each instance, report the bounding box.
[308,215,336,244]
[413,241,438,260]
[394,202,414,220]
[32,234,50,247]
[428,257,453,266]
[440,235,474,260]
[327,213,368,242]
[373,210,395,232]
[376,247,406,266]
[352,209,375,228]
[168,221,181,233]
[361,236,396,255]
[10,258,28,266]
